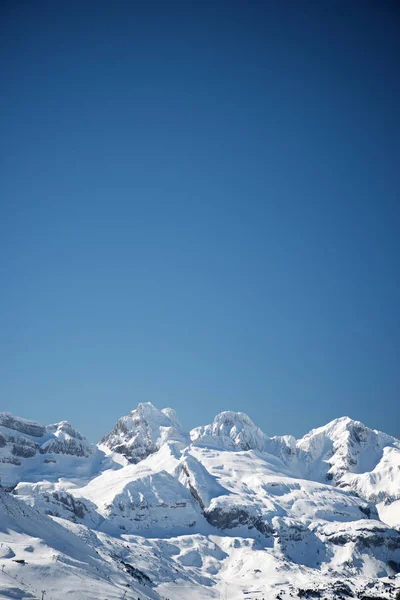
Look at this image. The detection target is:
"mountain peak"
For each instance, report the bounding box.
[297,415,397,484]
[190,410,268,451]
[42,421,93,457]
[101,403,188,463]
[300,415,395,448]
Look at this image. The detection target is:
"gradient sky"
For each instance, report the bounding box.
[1,1,399,442]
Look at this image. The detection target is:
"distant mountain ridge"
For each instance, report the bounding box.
[1,403,400,599]
[2,404,400,528]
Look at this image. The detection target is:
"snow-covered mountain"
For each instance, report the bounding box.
[296,416,400,528]
[190,410,269,451]
[190,411,400,530]
[0,413,94,462]
[101,402,189,463]
[0,412,118,490]
[0,487,159,600]
[1,404,400,600]
[296,416,397,482]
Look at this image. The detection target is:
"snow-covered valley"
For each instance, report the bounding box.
[1,404,399,599]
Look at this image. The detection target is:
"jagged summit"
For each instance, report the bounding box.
[2,406,400,530]
[101,402,189,463]
[2,406,400,599]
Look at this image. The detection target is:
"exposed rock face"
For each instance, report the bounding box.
[50,490,88,519]
[13,482,94,523]
[12,442,37,458]
[0,413,45,438]
[0,412,95,488]
[205,503,273,536]
[319,519,400,563]
[101,402,189,463]
[0,413,93,459]
[42,421,93,457]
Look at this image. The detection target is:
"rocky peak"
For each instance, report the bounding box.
[46,420,85,440]
[101,402,189,463]
[41,421,93,457]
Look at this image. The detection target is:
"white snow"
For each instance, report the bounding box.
[1,405,400,599]
[101,402,189,464]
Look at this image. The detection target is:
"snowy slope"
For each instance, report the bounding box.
[73,442,208,537]
[0,488,160,600]
[6,444,400,600]
[1,404,400,599]
[191,412,400,528]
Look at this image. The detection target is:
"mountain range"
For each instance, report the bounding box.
[0,403,399,599]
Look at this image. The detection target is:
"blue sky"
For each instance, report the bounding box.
[1,1,399,441]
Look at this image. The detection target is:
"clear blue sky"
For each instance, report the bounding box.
[1,1,399,442]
